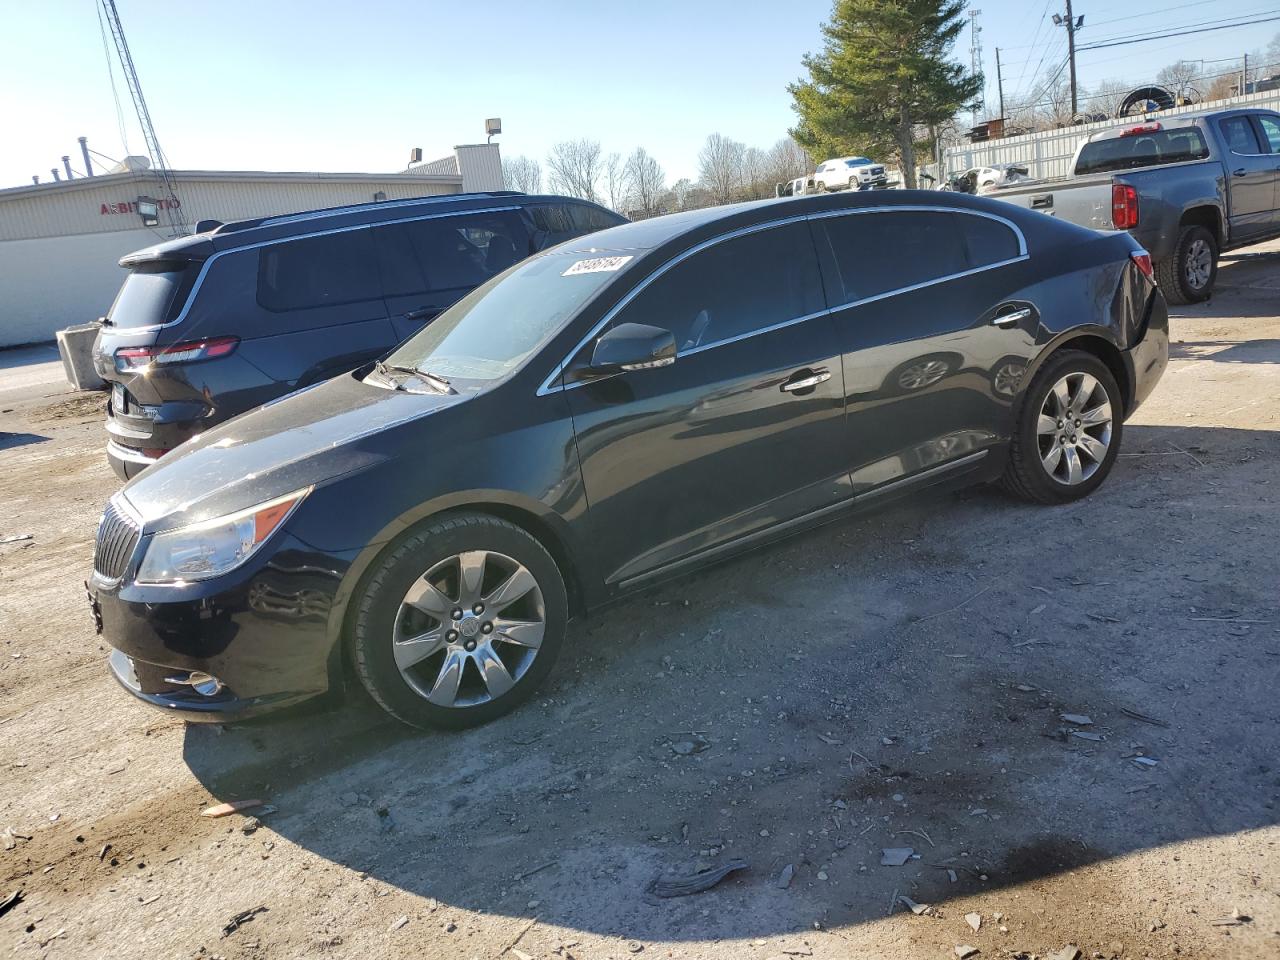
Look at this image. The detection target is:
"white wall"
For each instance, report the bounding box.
[0,229,152,347]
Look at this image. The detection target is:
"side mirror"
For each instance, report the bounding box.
[589,323,676,373]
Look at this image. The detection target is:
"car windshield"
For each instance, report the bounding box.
[381,250,637,383]
[845,157,872,167]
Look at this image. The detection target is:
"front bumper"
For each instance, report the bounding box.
[90,531,351,721]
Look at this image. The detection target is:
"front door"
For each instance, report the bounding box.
[810,207,1036,493]
[562,220,850,587]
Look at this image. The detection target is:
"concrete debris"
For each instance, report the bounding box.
[948,869,958,883]
[880,847,914,866]
[776,863,795,889]
[897,895,931,916]
[513,950,534,960]
[389,915,409,932]
[649,858,747,897]
[201,799,263,818]
[2,827,30,850]
[1047,946,1081,960]
[954,945,979,958]
[965,912,982,932]
[1132,756,1159,767]
[1060,713,1093,725]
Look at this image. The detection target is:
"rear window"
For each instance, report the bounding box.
[1075,128,1209,174]
[107,261,195,329]
[257,229,380,312]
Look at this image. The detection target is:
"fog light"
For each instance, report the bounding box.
[164,670,225,697]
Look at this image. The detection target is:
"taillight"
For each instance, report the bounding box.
[1131,250,1154,281]
[1112,184,1139,229]
[114,336,239,372]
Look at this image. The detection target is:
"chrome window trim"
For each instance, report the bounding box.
[535,204,1029,397]
[121,205,523,334]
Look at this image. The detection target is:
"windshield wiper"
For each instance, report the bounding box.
[372,360,454,394]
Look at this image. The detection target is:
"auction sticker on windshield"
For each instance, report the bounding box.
[562,255,633,276]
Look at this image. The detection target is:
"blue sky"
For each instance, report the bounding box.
[1,0,1273,189]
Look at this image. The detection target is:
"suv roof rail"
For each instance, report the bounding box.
[212,190,527,235]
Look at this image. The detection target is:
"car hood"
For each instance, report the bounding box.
[119,371,464,530]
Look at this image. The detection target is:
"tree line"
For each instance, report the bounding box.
[502,135,813,218]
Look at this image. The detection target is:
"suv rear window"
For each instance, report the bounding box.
[107,261,197,329]
[257,229,380,312]
[1075,128,1209,174]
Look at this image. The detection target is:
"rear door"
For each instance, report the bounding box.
[376,210,531,342]
[811,207,1033,493]
[562,220,850,587]
[1218,114,1275,241]
[1251,113,1280,232]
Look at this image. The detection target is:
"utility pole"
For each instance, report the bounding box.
[1243,52,1250,95]
[1053,1,1084,116]
[969,8,984,125]
[996,47,1006,119]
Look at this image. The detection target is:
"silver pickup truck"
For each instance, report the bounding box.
[989,107,1280,303]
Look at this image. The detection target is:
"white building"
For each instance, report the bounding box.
[0,144,504,347]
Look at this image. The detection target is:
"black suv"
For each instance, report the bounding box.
[93,191,625,478]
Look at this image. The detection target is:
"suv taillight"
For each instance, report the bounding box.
[1131,250,1154,281]
[1112,184,1139,229]
[115,336,239,372]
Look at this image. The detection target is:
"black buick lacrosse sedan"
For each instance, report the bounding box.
[89,190,1168,729]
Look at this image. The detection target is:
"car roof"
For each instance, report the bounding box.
[555,190,1037,258]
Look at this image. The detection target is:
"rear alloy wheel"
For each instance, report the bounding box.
[352,515,567,729]
[1155,224,1217,305]
[1001,350,1122,504]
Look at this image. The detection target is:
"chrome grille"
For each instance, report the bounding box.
[94,498,141,582]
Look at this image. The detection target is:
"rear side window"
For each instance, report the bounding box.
[1075,127,1210,173]
[615,221,824,352]
[107,261,197,328]
[257,230,379,312]
[529,204,580,250]
[374,211,530,298]
[1218,116,1263,155]
[959,214,1022,268]
[570,204,625,233]
[816,211,971,304]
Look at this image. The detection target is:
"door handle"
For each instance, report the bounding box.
[1233,168,1247,177]
[780,370,831,393]
[992,307,1033,328]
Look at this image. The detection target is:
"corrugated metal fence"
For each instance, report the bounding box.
[943,89,1280,180]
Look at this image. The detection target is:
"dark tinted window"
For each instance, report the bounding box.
[570,203,625,233]
[960,214,1021,267]
[1075,127,1210,173]
[374,211,530,298]
[107,261,196,328]
[1219,116,1264,154]
[616,222,824,352]
[530,204,580,250]
[817,211,969,304]
[257,229,379,312]
[1256,115,1280,152]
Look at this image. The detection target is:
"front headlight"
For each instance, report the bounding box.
[135,487,311,585]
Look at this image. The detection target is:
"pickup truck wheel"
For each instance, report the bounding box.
[1157,225,1217,305]
[1000,350,1122,505]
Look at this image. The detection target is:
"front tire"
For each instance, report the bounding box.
[1156,225,1217,305]
[351,514,567,729]
[1001,350,1122,505]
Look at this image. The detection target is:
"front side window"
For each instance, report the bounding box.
[257,230,379,312]
[816,210,971,304]
[374,211,530,299]
[383,249,633,383]
[1256,115,1280,153]
[612,222,824,353]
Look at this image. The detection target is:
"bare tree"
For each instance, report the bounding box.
[670,178,695,211]
[1087,79,1132,119]
[502,155,542,194]
[697,133,746,205]
[603,152,631,212]
[546,139,603,202]
[623,147,666,218]
[1156,60,1201,98]
[740,146,770,200]
[765,137,811,186]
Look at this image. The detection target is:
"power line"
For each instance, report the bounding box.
[1079,12,1280,51]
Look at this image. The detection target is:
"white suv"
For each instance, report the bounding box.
[813,156,888,192]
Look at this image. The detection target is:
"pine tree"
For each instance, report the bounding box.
[789,0,982,188]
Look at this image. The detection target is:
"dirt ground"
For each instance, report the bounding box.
[2,246,1278,960]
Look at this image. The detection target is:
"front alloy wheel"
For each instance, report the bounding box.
[353,514,567,729]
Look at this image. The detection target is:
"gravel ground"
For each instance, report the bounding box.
[1,245,1278,960]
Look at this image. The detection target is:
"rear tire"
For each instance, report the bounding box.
[1001,350,1122,505]
[351,514,567,730]
[1156,224,1217,305]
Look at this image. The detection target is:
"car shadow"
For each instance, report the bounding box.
[180,422,1280,942]
[0,432,50,451]
[1170,339,1280,364]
